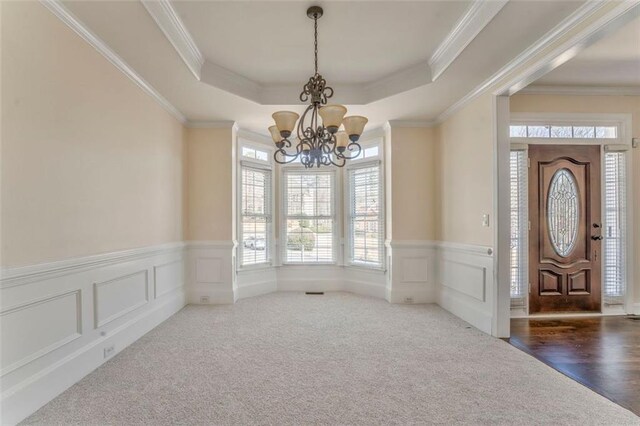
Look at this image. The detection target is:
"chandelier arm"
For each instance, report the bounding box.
[274,147,302,164]
[327,155,346,167]
[336,142,362,160]
[297,104,314,142]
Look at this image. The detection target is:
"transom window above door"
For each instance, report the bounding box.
[509,124,617,139]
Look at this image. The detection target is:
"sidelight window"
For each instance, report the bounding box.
[603,151,627,306]
[510,150,528,307]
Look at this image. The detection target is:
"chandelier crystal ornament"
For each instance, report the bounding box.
[269,6,368,168]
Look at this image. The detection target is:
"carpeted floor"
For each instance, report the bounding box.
[23,292,639,425]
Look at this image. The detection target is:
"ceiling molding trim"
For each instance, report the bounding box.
[364,61,432,104]
[40,0,187,124]
[201,61,262,104]
[518,85,640,96]
[186,120,237,129]
[387,120,438,128]
[236,128,273,146]
[141,0,204,80]
[429,0,509,81]
[495,1,640,96]
[435,0,614,124]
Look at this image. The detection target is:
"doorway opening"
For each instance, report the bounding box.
[508,114,633,317]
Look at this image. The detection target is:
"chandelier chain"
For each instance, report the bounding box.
[314,15,318,75]
[271,6,365,168]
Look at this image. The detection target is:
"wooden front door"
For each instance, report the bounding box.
[529,145,602,313]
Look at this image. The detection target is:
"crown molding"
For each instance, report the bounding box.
[141,0,204,80]
[429,0,509,81]
[363,61,432,103]
[40,0,187,124]
[387,120,437,128]
[518,85,640,97]
[186,120,236,129]
[435,0,614,124]
[236,128,273,145]
[496,1,640,97]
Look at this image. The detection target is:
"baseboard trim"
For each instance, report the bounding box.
[1,291,186,425]
[438,286,492,334]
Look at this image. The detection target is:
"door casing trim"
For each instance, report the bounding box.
[507,112,634,318]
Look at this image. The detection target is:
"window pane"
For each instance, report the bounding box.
[596,126,617,139]
[511,123,619,140]
[572,126,595,138]
[550,126,572,138]
[242,147,256,159]
[242,217,267,265]
[285,219,333,263]
[527,126,550,138]
[349,165,383,268]
[284,171,335,263]
[255,150,269,161]
[364,146,379,158]
[510,151,527,306]
[604,152,626,305]
[510,126,527,137]
[240,166,271,266]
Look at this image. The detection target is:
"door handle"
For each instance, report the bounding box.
[591,235,603,241]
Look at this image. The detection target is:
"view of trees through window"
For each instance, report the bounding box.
[284,172,334,263]
[348,165,383,267]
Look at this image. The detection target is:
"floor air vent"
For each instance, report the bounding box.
[305,292,324,295]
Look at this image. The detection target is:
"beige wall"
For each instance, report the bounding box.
[510,93,640,303]
[389,127,437,241]
[1,2,186,267]
[186,127,233,241]
[434,93,495,246]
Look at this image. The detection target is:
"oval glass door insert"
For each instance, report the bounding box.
[547,168,580,257]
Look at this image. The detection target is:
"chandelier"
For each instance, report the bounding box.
[268,6,368,168]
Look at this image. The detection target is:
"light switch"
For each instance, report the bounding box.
[482,214,490,227]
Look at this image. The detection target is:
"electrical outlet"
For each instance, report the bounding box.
[104,344,115,359]
[404,297,414,304]
[482,214,490,227]
[200,296,210,304]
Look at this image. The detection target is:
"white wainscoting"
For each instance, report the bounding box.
[276,265,387,299]
[236,266,278,300]
[186,241,236,304]
[436,242,495,335]
[0,243,186,425]
[386,241,438,304]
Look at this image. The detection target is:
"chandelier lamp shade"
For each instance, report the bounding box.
[269,6,368,168]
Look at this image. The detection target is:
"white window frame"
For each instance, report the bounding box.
[280,166,338,265]
[344,138,385,270]
[509,112,634,316]
[237,138,275,270]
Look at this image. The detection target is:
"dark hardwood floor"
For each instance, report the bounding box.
[508,316,640,416]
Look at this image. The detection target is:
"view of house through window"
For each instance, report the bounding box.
[239,146,272,267]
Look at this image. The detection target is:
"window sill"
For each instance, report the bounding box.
[237,263,274,273]
[346,264,387,273]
